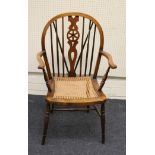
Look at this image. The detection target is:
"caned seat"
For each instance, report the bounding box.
[46,77,106,105]
[37,12,117,145]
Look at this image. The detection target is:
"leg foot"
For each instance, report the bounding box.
[41,103,50,145]
[101,102,105,144]
[41,136,46,145]
[87,105,90,113]
[51,104,54,113]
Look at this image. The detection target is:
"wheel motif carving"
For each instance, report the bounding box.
[67,16,80,76]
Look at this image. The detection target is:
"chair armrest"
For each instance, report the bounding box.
[36,50,52,92]
[37,51,46,69]
[96,50,117,91]
[100,51,117,69]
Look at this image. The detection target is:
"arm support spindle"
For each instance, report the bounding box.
[37,51,51,92]
[98,50,117,91]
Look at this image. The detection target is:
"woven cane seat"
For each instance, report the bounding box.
[46,77,107,105]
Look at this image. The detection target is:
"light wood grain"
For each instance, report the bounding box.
[37,51,46,69]
[100,50,117,69]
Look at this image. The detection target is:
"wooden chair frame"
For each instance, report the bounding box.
[36,12,117,145]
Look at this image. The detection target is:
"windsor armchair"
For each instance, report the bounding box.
[37,12,117,145]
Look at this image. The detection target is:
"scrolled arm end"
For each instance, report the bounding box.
[37,51,46,69]
[100,51,117,69]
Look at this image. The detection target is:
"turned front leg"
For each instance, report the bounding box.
[101,102,105,144]
[41,103,50,145]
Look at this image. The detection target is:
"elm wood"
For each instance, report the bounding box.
[62,17,65,76]
[67,16,80,76]
[41,103,50,145]
[79,17,85,76]
[55,20,60,76]
[84,20,92,76]
[52,22,69,73]
[101,102,106,144]
[89,25,96,75]
[50,25,55,76]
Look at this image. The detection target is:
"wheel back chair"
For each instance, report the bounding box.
[37,12,117,145]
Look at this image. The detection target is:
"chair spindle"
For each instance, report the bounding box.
[62,17,65,76]
[50,24,55,76]
[55,20,60,76]
[53,22,69,74]
[84,20,92,76]
[79,17,85,76]
[89,25,96,75]
[75,21,93,71]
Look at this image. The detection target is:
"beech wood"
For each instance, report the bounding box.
[37,51,46,69]
[100,51,117,69]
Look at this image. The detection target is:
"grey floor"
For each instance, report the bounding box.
[28,95,126,155]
